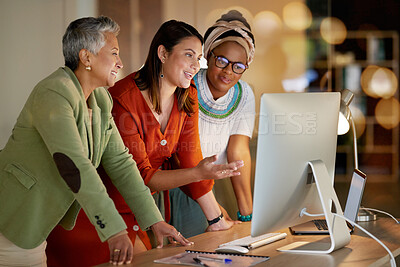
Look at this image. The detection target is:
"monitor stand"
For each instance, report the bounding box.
[278,160,351,254]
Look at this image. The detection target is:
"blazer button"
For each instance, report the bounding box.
[160,139,167,146]
[133,225,139,231]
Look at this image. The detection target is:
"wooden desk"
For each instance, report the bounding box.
[97,218,400,266]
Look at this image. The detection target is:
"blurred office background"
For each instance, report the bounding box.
[0,0,399,217]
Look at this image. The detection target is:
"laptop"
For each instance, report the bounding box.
[290,169,366,234]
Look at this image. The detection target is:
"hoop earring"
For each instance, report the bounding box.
[85,65,91,71]
[160,73,164,78]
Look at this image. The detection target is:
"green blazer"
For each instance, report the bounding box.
[0,67,163,249]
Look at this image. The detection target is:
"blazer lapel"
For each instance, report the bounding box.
[87,93,101,167]
[69,69,92,161]
[84,109,94,162]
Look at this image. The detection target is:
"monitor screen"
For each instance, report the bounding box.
[252,92,340,237]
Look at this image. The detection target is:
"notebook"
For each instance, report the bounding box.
[154,250,269,267]
[290,169,366,234]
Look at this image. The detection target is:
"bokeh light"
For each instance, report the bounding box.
[375,97,400,129]
[361,65,380,97]
[350,106,366,137]
[369,67,398,99]
[361,65,398,98]
[253,11,282,38]
[320,17,347,44]
[283,2,312,31]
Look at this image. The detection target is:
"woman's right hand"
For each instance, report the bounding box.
[151,221,194,248]
[195,155,244,181]
[206,217,234,232]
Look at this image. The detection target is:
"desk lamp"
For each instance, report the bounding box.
[338,89,358,168]
[338,89,376,221]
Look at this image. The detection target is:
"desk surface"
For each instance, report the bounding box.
[96,218,400,267]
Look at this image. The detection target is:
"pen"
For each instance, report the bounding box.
[193,257,210,266]
[197,255,233,264]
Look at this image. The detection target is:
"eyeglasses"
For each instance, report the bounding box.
[210,51,248,74]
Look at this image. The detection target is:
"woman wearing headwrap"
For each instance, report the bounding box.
[193,10,256,222]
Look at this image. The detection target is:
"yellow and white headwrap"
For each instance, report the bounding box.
[204,20,255,65]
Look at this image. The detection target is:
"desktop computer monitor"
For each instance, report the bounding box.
[251,92,350,254]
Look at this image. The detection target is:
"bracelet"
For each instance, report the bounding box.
[207,213,223,226]
[237,211,252,222]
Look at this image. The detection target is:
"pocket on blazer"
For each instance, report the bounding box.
[4,163,37,190]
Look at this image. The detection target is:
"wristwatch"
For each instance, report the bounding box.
[207,213,223,226]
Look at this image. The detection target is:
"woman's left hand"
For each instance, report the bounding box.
[151,221,194,248]
[107,231,133,265]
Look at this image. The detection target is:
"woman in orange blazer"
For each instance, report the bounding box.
[104,20,244,252]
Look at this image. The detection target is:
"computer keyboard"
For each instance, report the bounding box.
[219,232,287,249]
[313,219,329,230]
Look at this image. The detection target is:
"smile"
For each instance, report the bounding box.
[111,71,118,77]
[184,71,193,80]
[219,75,231,84]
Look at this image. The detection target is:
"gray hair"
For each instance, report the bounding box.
[62,16,120,71]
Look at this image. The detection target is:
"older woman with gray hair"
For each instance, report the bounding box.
[0,16,191,267]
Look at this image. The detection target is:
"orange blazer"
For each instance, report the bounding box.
[106,73,214,218]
